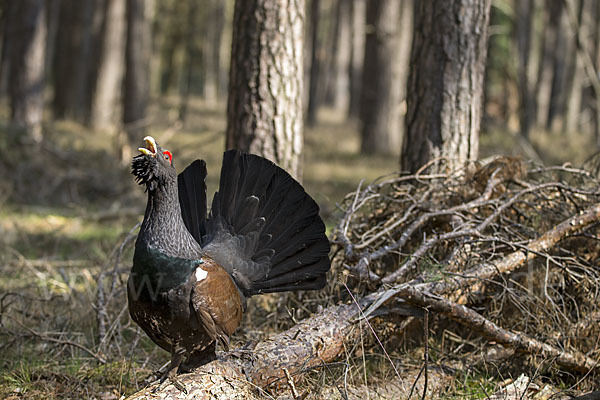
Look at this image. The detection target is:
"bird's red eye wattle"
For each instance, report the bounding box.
[163,150,172,164]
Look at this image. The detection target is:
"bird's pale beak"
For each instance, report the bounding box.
[138,136,157,156]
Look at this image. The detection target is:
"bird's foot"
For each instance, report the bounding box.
[151,367,187,394]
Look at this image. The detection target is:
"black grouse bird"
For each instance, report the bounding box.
[128,136,330,391]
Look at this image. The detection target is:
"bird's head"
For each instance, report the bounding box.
[131,136,176,191]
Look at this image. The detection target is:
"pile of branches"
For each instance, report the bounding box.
[333,156,600,379]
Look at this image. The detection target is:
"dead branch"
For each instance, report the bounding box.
[395,285,599,372]
[363,202,600,318]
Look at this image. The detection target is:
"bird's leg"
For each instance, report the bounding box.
[179,341,217,372]
[152,349,187,394]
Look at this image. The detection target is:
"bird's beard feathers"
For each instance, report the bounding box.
[132,155,164,192]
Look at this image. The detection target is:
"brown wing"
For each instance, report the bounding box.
[190,258,243,351]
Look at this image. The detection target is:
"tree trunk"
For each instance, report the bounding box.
[547,0,569,131]
[90,0,126,132]
[348,0,366,119]
[563,0,585,136]
[359,0,402,155]
[515,0,536,138]
[51,0,97,122]
[332,0,351,113]
[226,0,305,180]
[396,0,414,147]
[7,0,47,142]
[535,0,562,129]
[401,0,491,174]
[305,0,320,127]
[123,0,152,148]
[203,0,225,102]
[178,0,203,122]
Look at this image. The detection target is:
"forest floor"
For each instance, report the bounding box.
[0,98,598,399]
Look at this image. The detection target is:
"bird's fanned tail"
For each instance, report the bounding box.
[177,150,331,298]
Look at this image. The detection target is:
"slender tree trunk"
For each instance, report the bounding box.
[179,0,203,122]
[401,0,491,174]
[7,0,47,142]
[52,0,80,119]
[360,0,402,155]
[396,0,414,144]
[535,0,561,129]
[332,0,351,113]
[203,0,225,102]
[348,0,365,119]
[515,0,535,138]
[123,0,152,149]
[547,0,569,131]
[305,0,320,127]
[563,0,585,136]
[90,0,126,131]
[322,0,338,106]
[51,0,97,122]
[226,0,305,180]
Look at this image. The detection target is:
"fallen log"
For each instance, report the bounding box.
[126,300,368,399]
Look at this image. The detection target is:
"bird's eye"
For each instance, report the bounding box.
[162,150,172,164]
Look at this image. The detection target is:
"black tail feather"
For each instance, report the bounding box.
[202,150,330,297]
[178,160,208,244]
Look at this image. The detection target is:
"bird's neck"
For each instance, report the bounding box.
[137,181,201,258]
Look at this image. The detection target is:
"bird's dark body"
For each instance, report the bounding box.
[128,140,330,383]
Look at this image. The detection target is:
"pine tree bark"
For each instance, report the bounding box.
[7,0,47,142]
[401,0,491,174]
[359,0,402,155]
[123,0,152,146]
[348,0,366,119]
[90,0,126,132]
[226,0,305,180]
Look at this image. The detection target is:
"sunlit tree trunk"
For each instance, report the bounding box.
[396,0,414,146]
[7,0,47,142]
[332,0,351,113]
[401,0,491,174]
[226,0,305,180]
